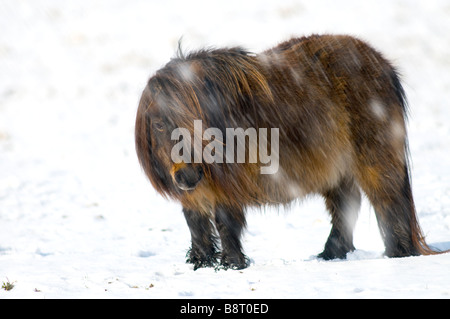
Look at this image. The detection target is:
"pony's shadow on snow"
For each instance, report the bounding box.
[429,241,450,252]
[306,249,385,262]
[306,242,450,263]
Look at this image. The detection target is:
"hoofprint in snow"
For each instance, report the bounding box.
[1,0,450,298]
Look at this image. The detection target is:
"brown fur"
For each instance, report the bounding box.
[135,34,444,270]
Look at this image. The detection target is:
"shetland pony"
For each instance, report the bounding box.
[136,34,440,270]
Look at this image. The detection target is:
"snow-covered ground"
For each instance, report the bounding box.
[1,0,450,299]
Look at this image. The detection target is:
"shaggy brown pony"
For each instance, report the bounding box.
[136,34,440,270]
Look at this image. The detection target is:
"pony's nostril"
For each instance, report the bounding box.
[174,170,185,185]
[174,166,203,190]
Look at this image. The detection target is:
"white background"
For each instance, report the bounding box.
[1,0,449,298]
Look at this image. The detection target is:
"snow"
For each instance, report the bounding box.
[1,0,450,299]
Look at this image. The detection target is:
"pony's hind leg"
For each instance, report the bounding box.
[319,177,362,259]
[357,163,430,257]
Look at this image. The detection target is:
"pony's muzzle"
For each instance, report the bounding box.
[171,163,203,191]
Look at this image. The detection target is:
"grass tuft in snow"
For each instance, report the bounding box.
[2,278,15,291]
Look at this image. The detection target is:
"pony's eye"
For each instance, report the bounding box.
[153,122,164,132]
